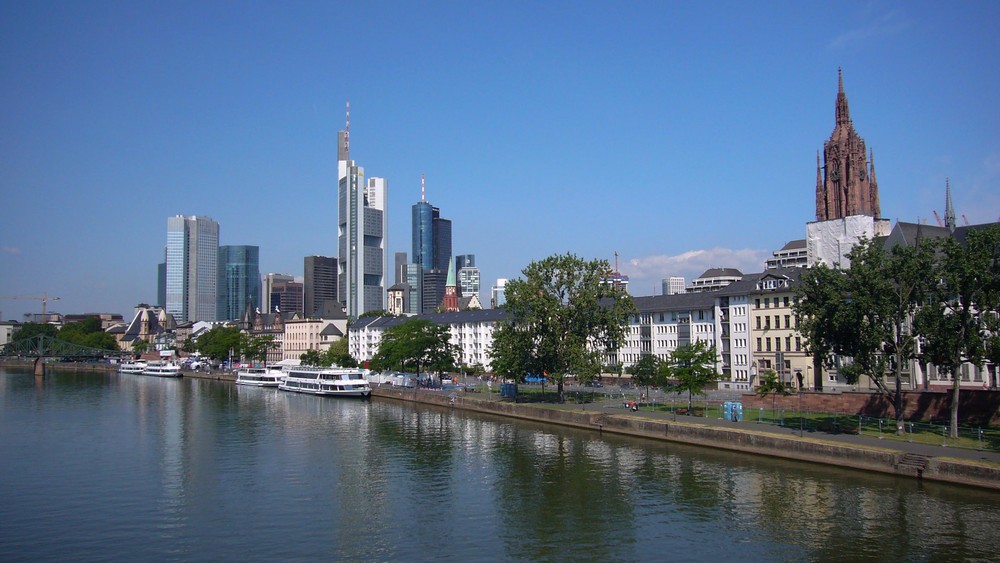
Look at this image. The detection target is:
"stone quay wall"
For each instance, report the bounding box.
[372,387,1000,491]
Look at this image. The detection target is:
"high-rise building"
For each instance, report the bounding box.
[217,245,261,321]
[662,277,685,296]
[157,250,166,307]
[337,104,388,318]
[404,263,421,315]
[304,255,338,317]
[165,215,219,323]
[455,254,480,301]
[815,69,880,221]
[262,273,294,314]
[491,278,507,309]
[411,175,452,313]
[394,252,408,285]
[270,278,303,317]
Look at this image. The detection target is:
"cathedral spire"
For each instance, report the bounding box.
[835,67,851,125]
[944,178,956,232]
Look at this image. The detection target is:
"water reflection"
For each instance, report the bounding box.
[0,367,998,561]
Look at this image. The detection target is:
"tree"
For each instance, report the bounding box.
[195,326,242,361]
[58,318,118,350]
[796,237,935,431]
[369,318,457,376]
[914,225,1000,437]
[488,253,635,402]
[299,349,326,367]
[326,337,358,368]
[241,334,276,366]
[628,355,663,398]
[11,322,58,342]
[756,369,793,418]
[661,340,719,413]
[132,340,149,355]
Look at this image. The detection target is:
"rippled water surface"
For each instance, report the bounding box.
[1,366,999,561]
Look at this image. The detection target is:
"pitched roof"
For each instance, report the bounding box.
[695,267,743,279]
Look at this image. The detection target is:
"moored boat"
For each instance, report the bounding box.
[142,361,183,378]
[236,366,286,387]
[279,367,371,397]
[118,359,147,374]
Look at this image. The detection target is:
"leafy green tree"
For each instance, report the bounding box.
[756,369,793,417]
[299,349,325,366]
[914,225,1000,436]
[797,237,935,431]
[369,318,457,375]
[488,253,635,402]
[628,355,663,397]
[11,322,58,342]
[58,318,117,350]
[132,340,149,355]
[195,326,242,361]
[325,337,358,368]
[241,334,276,366]
[661,340,719,413]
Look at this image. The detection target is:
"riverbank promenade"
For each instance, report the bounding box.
[372,383,1000,491]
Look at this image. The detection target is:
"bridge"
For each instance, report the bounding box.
[0,335,132,376]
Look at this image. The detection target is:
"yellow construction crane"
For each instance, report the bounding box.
[0,293,61,318]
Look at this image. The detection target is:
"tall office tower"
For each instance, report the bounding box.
[166,215,219,323]
[262,273,294,313]
[412,175,452,313]
[491,278,507,309]
[456,254,480,302]
[662,277,685,296]
[337,103,388,318]
[304,255,338,317]
[269,278,304,317]
[394,252,408,285]
[815,69,880,221]
[157,248,166,307]
[217,245,261,321]
[404,263,422,315]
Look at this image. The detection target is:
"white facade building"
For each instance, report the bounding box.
[806,215,891,268]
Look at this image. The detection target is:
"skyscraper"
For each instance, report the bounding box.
[217,245,261,321]
[304,255,338,317]
[815,69,880,221]
[166,215,219,323]
[262,273,294,313]
[661,277,685,295]
[337,104,388,318]
[456,254,480,302]
[411,175,452,313]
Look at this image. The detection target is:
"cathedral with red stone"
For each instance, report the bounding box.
[815,69,881,221]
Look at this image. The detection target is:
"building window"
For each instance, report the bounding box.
[756,338,762,352]
[764,317,770,329]
[766,338,771,352]
[756,317,761,330]
[795,337,801,352]
[783,296,790,307]
[775,338,781,352]
[786,336,792,351]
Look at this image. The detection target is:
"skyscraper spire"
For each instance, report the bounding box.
[421,173,426,202]
[944,177,956,232]
[344,100,350,159]
[835,67,851,125]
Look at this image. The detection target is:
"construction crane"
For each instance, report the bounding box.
[932,210,944,227]
[0,293,61,318]
[962,214,970,226]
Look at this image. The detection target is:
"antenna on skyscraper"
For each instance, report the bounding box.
[344,100,351,157]
[421,173,426,202]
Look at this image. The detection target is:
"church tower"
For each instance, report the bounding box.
[815,69,881,221]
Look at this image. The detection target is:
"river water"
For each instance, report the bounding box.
[1,366,998,562]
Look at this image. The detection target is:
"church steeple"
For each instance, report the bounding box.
[816,69,880,221]
[835,67,851,125]
[442,257,459,312]
[944,178,956,232]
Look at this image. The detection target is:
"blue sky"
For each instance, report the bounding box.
[2,1,998,321]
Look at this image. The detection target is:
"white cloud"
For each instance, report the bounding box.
[829,10,910,50]
[2,246,21,255]
[622,247,771,295]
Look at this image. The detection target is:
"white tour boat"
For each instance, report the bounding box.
[118,359,147,374]
[142,361,183,378]
[236,366,286,387]
[279,367,372,398]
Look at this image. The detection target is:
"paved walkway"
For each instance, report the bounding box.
[595,400,1000,464]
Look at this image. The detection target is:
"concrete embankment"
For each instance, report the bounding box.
[372,386,1000,491]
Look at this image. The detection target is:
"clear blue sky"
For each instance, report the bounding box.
[2,1,998,321]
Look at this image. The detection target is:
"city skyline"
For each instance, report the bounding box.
[2,3,999,320]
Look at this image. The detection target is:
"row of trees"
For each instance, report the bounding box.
[11,319,118,351]
[796,226,1000,435]
[627,340,720,411]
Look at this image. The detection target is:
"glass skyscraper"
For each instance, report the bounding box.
[166,215,219,323]
[217,245,260,321]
